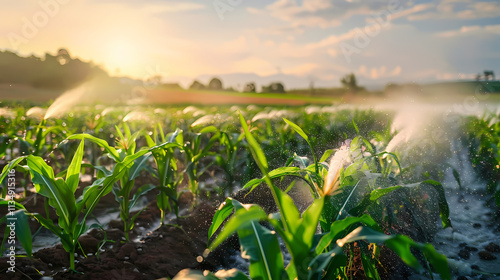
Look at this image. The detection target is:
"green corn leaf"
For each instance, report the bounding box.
[208,197,235,242]
[11,210,33,257]
[30,213,73,252]
[283,118,318,173]
[240,220,288,280]
[308,246,345,280]
[128,154,151,181]
[199,126,218,134]
[370,185,402,201]
[129,184,155,210]
[0,156,27,185]
[242,166,301,192]
[272,187,300,235]
[239,112,268,172]
[283,118,309,143]
[360,248,381,280]
[65,140,84,193]
[0,198,26,211]
[353,120,360,135]
[310,226,449,280]
[144,132,156,148]
[315,214,378,255]
[349,185,403,217]
[420,180,452,229]
[208,203,267,251]
[228,199,288,280]
[27,155,76,230]
[68,134,120,161]
[319,149,334,163]
[295,196,324,248]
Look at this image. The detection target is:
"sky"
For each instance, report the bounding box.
[1,0,499,88]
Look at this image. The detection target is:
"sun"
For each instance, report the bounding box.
[103,38,140,75]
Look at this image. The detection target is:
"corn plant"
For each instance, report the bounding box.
[183,126,220,197]
[243,118,451,239]
[69,127,163,240]
[0,139,148,270]
[465,112,500,206]
[214,130,247,194]
[186,113,450,280]
[110,124,154,241]
[143,125,183,224]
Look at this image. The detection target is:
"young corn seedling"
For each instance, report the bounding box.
[144,124,183,224]
[69,126,162,240]
[0,139,147,271]
[111,123,155,241]
[214,130,246,195]
[183,126,217,196]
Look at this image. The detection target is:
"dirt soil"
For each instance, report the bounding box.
[0,198,229,280]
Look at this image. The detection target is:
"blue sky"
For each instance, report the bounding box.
[1,0,499,88]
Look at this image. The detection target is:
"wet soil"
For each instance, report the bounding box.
[0,199,226,280]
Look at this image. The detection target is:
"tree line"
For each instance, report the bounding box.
[187,78,286,94]
[0,49,107,90]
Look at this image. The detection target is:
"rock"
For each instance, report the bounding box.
[117,243,138,261]
[77,234,101,254]
[485,242,500,253]
[108,219,124,230]
[458,249,470,260]
[106,228,125,241]
[464,245,478,252]
[478,251,497,260]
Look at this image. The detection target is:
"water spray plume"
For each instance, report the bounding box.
[322,145,350,196]
[44,84,88,119]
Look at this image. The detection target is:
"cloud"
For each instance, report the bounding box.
[282,63,320,76]
[257,0,410,28]
[408,0,500,21]
[436,24,500,37]
[232,56,278,76]
[359,65,402,79]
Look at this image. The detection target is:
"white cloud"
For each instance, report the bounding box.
[408,0,500,21]
[257,0,405,28]
[282,63,320,76]
[359,65,402,79]
[436,24,500,37]
[232,56,278,76]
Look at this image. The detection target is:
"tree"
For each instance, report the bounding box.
[189,80,205,90]
[208,77,223,90]
[56,48,71,65]
[484,70,495,81]
[243,82,256,93]
[340,73,358,91]
[262,82,285,93]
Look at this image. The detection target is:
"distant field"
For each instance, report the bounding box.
[0,83,62,102]
[2,81,500,106]
[137,89,339,105]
